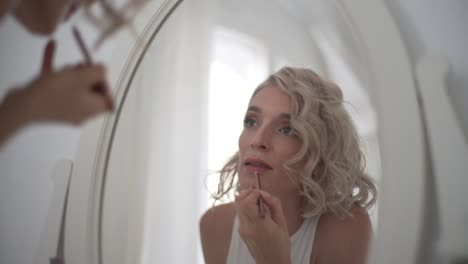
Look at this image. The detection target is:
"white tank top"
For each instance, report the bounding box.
[226,215,320,264]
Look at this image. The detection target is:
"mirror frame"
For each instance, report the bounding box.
[65,1,426,264]
[338,2,426,263]
[64,1,183,263]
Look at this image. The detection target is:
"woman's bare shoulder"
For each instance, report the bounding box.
[200,202,236,234]
[312,205,372,264]
[320,205,371,231]
[199,202,236,264]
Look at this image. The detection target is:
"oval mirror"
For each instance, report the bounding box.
[65,0,426,264]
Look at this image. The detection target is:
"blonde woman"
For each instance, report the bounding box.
[200,67,377,264]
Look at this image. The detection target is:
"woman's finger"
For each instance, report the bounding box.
[41,39,55,74]
[258,190,288,228]
[73,63,86,70]
[234,187,253,203]
[100,83,114,110]
[74,64,114,109]
[83,92,111,118]
[236,189,266,223]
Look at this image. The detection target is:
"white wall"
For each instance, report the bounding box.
[213,0,325,74]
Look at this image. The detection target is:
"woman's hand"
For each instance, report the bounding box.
[235,188,292,264]
[0,40,114,146]
[25,39,114,124]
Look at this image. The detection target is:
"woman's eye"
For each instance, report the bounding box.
[279,126,295,136]
[243,117,257,127]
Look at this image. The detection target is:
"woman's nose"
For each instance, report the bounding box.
[250,127,270,151]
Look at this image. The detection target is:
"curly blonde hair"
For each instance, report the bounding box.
[213,66,377,217]
[82,0,148,48]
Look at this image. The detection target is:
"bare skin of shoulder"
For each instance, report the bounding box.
[311,205,372,264]
[201,203,372,264]
[200,203,236,264]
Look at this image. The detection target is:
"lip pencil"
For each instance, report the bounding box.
[72,26,93,64]
[72,26,113,109]
[255,172,265,217]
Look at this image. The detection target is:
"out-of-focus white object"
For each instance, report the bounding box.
[416,54,468,262]
[35,160,73,264]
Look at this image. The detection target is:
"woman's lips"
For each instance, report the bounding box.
[246,166,270,173]
[244,158,272,173]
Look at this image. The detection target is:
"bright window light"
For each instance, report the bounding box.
[205,26,268,207]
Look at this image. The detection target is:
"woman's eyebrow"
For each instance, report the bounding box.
[279,113,291,120]
[248,105,291,120]
[247,105,261,113]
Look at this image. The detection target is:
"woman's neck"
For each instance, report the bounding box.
[277,193,304,237]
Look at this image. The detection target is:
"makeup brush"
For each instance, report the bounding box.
[255,172,265,217]
[72,25,113,110]
[72,26,92,63]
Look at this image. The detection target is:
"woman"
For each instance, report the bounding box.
[200,66,377,264]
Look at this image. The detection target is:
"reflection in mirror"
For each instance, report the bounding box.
[104,0,381,263]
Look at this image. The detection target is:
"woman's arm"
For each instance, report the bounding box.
[0,85,36,146]
[199,203,236,264]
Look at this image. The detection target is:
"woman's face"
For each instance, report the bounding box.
[0,0,20,17]
[13,0,82,35]
[238,85,303,198]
